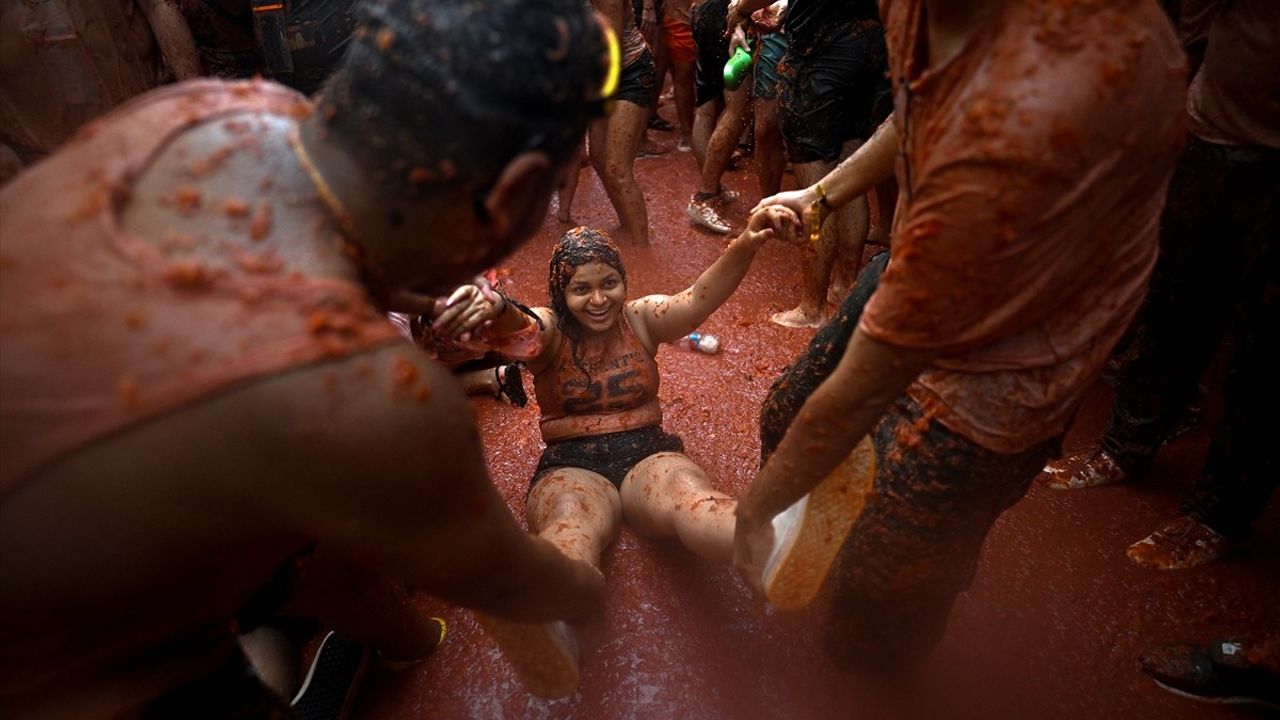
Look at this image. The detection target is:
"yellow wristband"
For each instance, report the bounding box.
[813,182,831,208]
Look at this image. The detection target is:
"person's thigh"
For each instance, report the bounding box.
[778,31,882,165]
[527,467,623,536]
[622,451,711,492]
[691,0,728,106]
[753,32,787,101]
[613,53,658,109]
[760,252,889,461]
[822,398,1054,670]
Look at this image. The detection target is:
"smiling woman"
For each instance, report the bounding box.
[429,212,872,697]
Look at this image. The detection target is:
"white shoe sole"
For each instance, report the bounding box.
[764,435,876,611]
[475,615,579,699]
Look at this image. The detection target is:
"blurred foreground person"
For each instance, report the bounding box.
[0,0,201,173]
[0,0,614,715]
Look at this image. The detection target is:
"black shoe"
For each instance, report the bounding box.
[496,364,528,407]
[1141,640,1280,710]
[291,632,370,720]
[647,115,674,132]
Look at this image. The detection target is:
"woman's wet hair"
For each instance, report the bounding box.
[548,227,627,376]
[317,0,608,198]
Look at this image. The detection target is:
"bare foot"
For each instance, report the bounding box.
[770,307,826,328]
[827,284,850,306]
[866,225,890,246]
[637,138,672,158]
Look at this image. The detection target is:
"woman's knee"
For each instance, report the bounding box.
[528,470,621,526]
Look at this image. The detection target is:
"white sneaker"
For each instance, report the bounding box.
[686,198,731,234]
[763,435,876,611]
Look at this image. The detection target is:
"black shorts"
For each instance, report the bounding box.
[616,51,658,109]
[692,0,730,106]
[778,24,887,164]
[532,425,684,489]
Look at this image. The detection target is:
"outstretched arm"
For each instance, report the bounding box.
[284,347,605,624]
[734,329,936,584]
[631,206,793,345]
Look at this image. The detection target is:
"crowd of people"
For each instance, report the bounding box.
[0,0,1275,717]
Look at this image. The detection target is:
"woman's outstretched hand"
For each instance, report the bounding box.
[742,203,802,246]
[429,275,503,342]
[752,186,826,246]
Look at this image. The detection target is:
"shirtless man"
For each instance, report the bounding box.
[0,0,613,715]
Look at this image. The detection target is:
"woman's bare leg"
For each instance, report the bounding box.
[619,452,735,564]
[482,468,618,699]
[526,468,623,569]
[588,101,650,245]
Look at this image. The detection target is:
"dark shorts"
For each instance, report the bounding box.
[532,425,685,489]
[753,32,788,100]
[692,0,730,106]
[778,25,887,164]
[760,253,1061,669]
[616,51,658,109]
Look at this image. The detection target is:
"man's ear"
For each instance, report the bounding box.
[481,150,554,240]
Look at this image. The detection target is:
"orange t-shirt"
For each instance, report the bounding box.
[860,0,1186,453]
[533,314,662,443]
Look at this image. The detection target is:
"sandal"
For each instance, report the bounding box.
[495,364,528,407]
[647,115,674,132]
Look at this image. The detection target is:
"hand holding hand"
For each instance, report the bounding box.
[430,276,504,342]
[753,185,828,247]
[740,203,800,246]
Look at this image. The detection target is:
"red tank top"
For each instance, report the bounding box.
[533,313,662,442]
[0,80,401,490]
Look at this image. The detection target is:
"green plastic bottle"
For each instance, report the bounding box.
[723,45,754,91]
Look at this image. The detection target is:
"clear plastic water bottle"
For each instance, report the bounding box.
[677,331,720,354]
